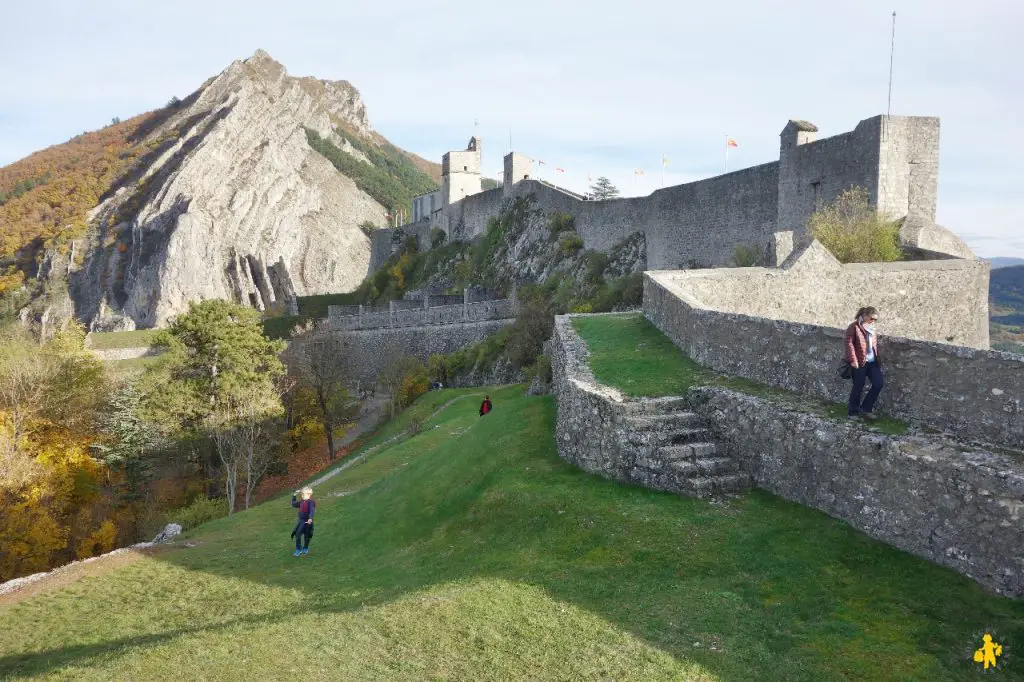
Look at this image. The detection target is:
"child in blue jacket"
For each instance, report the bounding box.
[290,487,316,556]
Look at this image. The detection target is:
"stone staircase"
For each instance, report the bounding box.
[622,397,750,498]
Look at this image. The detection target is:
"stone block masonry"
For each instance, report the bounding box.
[644,270,1022,448]
[551,314,1024,597]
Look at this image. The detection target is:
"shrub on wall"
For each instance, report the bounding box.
[430,228,447,248]
[808,187,902,263]
[558,231,584,256]
[547,211,576,240]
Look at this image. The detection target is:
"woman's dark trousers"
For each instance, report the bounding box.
[849,362,883,416]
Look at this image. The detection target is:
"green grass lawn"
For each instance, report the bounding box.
[2,386,1021,680]
[573,314,908,436]
[87,329,160,350]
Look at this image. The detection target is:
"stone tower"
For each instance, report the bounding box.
[442,137,483,207]
[503,152,534,198]
[775,119,819,235]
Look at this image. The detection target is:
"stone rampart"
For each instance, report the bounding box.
[308,318,514,385]
[644,271,1023,447]
[328,299,515,331]
[551,314,1024,597]
[655,240,990,349]
[371,115,971,275]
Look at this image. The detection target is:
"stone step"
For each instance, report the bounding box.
[669,456,738,477]
[625,411,701,430]
[680,473,752,498]
[622,396,691,415]
[627,427,711,447]
[658,443,718,461]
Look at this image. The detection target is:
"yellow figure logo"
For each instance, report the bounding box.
[973,633,1003,670]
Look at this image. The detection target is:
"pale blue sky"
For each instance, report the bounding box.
[1,0,1021,257]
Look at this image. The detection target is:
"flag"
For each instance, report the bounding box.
[662,154,670,166]
[538,160,547,166]
[634,168,644,176]
[555,167,565,174]
[727,138,738,148]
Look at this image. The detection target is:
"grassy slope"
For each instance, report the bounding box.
[87,329,160,349]
[2,386,1022,680]
[574,314,909,435]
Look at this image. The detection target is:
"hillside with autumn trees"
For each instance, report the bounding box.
[0,107,186,297]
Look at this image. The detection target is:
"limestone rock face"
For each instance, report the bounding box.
[71,50,386,329]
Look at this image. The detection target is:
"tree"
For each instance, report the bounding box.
[505,289,554,368]
[589,177,619,200]
[142,300,286,514]
[0,323,113,578]
[93,384,160,500]
[807,187,903,264]
[378,349,428,419]
[295,334,353,461]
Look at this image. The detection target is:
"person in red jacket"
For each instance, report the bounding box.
[844,306,884,420]
[479,395,492,416]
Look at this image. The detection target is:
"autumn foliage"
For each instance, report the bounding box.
[0,324,122,580]
[0,108,185,298]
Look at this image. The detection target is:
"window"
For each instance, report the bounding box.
[811,181,821,206]
[463,165,468,171]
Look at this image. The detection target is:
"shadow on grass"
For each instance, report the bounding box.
[3,388,1021,680]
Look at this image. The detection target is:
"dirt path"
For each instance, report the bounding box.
[308,391,486,489]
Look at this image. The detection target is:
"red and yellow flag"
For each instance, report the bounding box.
[727,138,739,148]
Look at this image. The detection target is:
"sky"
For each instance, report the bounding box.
[1,0,1021,257]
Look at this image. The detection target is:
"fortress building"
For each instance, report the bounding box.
[376,114,973,272]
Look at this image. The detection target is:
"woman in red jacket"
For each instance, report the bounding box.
[844,306,884,420]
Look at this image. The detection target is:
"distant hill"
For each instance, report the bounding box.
[991,265,1024,312]
[990,265,1024,352]
[987,257,1024,269]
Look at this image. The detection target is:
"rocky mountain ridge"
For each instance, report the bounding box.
[73,50,390,329]
[5,50,438,331]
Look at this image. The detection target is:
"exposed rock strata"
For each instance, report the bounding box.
[70,50,386,329]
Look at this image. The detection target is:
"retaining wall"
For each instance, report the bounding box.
[328,299,515,331]
[644,271,1023,447]
[655,240,990,349]
[295,318,515,386]
[551,314,1024,597]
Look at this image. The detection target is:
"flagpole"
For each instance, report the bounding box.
[724,134,729,173]
[887,11,896,118]
[661,154,665,188]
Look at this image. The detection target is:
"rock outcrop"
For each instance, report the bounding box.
[69,50,388,329]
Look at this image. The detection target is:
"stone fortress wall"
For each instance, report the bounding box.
[371,114,974,272]
[550,315,1024,598]
[643,253,1022,448]
[328,295,516,331]
[659,240,991,349]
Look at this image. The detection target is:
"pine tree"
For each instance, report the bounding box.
[93,383,159,503]
[142,300,286,513]
[589,177,619,200]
